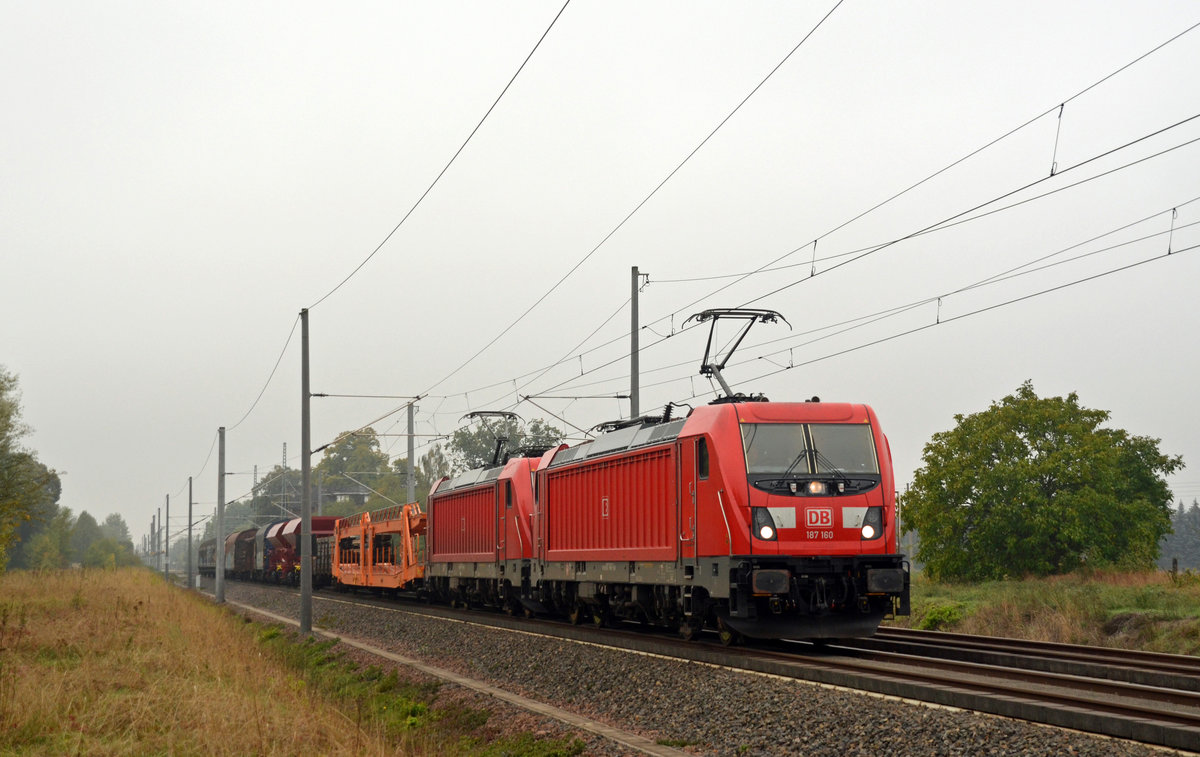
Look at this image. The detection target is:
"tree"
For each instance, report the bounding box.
[902,381,1183,581]
[0,367,61,571]
[315,428,391,511]
[387,444,451,509]
[3,458,62,570]
[1159,500,1200,571]
[447,417,563,472]
[84,537,140,569]
[70,511,104,565]
[26,507,73,570]
[99,512,133,548]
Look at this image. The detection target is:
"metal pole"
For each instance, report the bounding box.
[407,402,415,503]
[216,426,226,603]
[281,443,287,519]
[156,508,161,571]
[187,476,193,589]
[151,515,156,570]
[164,494,169,580]
[300,308,313,634]
[631,265,640,418]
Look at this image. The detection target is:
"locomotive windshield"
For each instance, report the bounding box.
[741,423,879,477]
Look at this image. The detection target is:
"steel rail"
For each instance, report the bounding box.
[853,626,1200,693]
[212,580,1200,751]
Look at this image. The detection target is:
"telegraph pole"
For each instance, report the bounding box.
[300,308,313,634]
[407,402,416,504]
[279,441,286,518]
[631,265,642,418]
[187,476,193,589]
[216,426,226,603]
[164,494,170,581]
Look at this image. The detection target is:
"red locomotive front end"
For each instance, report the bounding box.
[534,399,908,640]
[704,401,909,638]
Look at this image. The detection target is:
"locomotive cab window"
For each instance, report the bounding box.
[697,438,710,480]
[742,422,880,493]
[505,481,513,509]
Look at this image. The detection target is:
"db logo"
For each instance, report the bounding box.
[805,508,834,528]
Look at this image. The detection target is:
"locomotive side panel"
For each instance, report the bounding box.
[542,446,677,562]
[429,485,497,563]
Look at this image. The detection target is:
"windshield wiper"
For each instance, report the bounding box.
[811,448,850,483]
[780,448,811,478]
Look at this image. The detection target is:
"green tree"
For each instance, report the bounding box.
[0,367,61,571]
[84,537,140,569]
[70,510,104,564]
[26,507,73,570]
[99,512,133,548]
[315,428,391,512]
[247,464,303,523]
[1158,499,1200,571]
[4,459,62,570]
[448,417,563,472]
[388,444,451,509]
[902,381,1183,581]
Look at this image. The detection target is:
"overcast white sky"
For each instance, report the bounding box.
[4,2,1199,548]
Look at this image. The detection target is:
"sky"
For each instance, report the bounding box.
[3,1,1199,549]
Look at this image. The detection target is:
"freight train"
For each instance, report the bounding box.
[199,309,910,642]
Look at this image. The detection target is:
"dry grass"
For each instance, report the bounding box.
[888,569,1200,654]
[0,568,585,756]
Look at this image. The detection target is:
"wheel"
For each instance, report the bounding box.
[569,604,586,625]
[717,618,743,647]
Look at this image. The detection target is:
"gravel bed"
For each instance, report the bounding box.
[210,581,1164,757]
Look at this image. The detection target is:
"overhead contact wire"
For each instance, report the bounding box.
[649,19,1200,326]
[419,0,847,399]
[307,0,572,310]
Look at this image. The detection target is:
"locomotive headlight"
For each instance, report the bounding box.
[807,481,827,495]
[752,507,778,541]
[861,506,884,541]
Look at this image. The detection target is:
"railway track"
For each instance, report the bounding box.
[217,581,1200,752]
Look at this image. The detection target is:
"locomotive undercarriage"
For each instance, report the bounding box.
[723,554,910,639]
[424,553,909,642]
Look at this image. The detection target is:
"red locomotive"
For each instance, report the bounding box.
[421,398,908,641]
[421,310,909,641]
[203,309,910,641]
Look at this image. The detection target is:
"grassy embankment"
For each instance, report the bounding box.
[886,569,1200,655]
[0,567,584,756]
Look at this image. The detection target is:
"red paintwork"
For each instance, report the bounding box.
[540,445,677,562]
[536,401,896,565]
[271,516,339,580]
[740,403,894,557]
[428,456,539,564]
